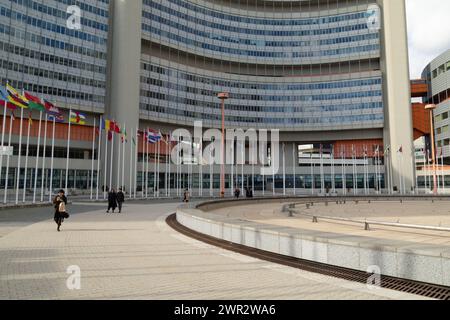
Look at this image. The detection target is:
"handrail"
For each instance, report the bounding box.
[289,208,450,233]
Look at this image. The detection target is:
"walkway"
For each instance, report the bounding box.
[0,201,426,300]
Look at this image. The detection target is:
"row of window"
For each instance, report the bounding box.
[142,75,381,96]
[142,62,382,91]
[21,0,110,18]
[140,102,384,125]
[0,22,108,60]
[0,40,106,74]
[147,25,378,60]
[435,112,449,122]
[1,59,106,89]
[144,0,371,27]
[144,2,373,37]
[144,10,379,47]
[143,87,382,103]
[10,0,109,31]
[432,60,450,79]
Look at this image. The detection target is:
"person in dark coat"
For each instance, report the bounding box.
[53,189,68,232]
[117,188,125,213]
[107,188,118,213]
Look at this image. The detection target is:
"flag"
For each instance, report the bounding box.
[28,111,33,126]
[121,129,127,143]
[10,110,15,121]
[111,121,121,134]
[398,146,403,153]
[44,100,61,115]
[24,92,46,112]
[0,85,16,110]
[6,84,28,109]
[47,114,64,123]
[132,136,136,146]
[147,129,162,144]
[108,131,113,141]
[69,111,87,125]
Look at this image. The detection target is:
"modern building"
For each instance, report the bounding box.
[422,49,450,161]
[0,0,415,198]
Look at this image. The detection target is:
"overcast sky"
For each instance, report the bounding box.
[406,0,450,78]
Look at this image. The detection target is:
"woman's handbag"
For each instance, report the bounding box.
[59,202,69,219]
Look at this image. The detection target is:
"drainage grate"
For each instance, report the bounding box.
[167,214,450,300]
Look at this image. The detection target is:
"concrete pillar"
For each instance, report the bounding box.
[106,0,142,190]
[378,0,415,192]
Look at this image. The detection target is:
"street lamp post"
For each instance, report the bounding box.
[425,104,438,195]
[218,93,229,198]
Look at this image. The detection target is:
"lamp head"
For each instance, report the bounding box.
[425,104,436,111]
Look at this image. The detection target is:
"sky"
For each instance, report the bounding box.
[406,0,450,79]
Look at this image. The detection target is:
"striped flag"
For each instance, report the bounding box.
[44,100,61,115]
[0,85,17,110]
[24,92,46,112]
[147,129,162,144]
[6,84,28,109]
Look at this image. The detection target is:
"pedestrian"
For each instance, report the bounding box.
[107,188,118,213]
[234,188,241,199]
[117,188,125,213]
[53,189,68,232]
[183,188,190,203]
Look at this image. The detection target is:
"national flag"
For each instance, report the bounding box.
[24,92,46,112]
[111,121,121,134]
[10,110,15,121]
[47,114,64,123]
[121,129,128,143]
[147,129,162,144]
[108,131,113,141]
[6,84,28,109]
[69,111,87,125]
[44,100,61,115]
[28,111,33,126]
[0,85,17,110]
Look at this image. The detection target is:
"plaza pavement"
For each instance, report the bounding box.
[0,200,428,300]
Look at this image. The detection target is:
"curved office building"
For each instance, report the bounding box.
[0,0,415,195]
[422,49,450,160]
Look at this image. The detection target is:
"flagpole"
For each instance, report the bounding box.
[145,129,149,198]
[122,125,126,192]
[282,143,286,196]
[129,128,133,199]
[40,113,48,202]
[342,146,346,196]
[32,111,42,204]
[64,109,72,194]
[117,126,121,190]
[310,152,314,195]
[48,117,56,203]
[103,127,108,200]
[96,117,102,200]
[3,112,14,204]
[165,135,169,197]
[134,128,138,199]
[441,151,445,194]
[129,127,133,199]
[156,140,160,198]
[15,107,24,205]
[0,99,7,189]
[331,146,335,195]
[90,117,96,200]
[22,112,32,203]
[109,131,114,192]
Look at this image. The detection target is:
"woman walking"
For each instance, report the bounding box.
[107,188,118,213]
[53,190,68,232]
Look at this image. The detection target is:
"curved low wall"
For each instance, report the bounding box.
[177,197,450,286]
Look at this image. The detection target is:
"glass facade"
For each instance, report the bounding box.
[0,0,109,111]
[140,0,383,130]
